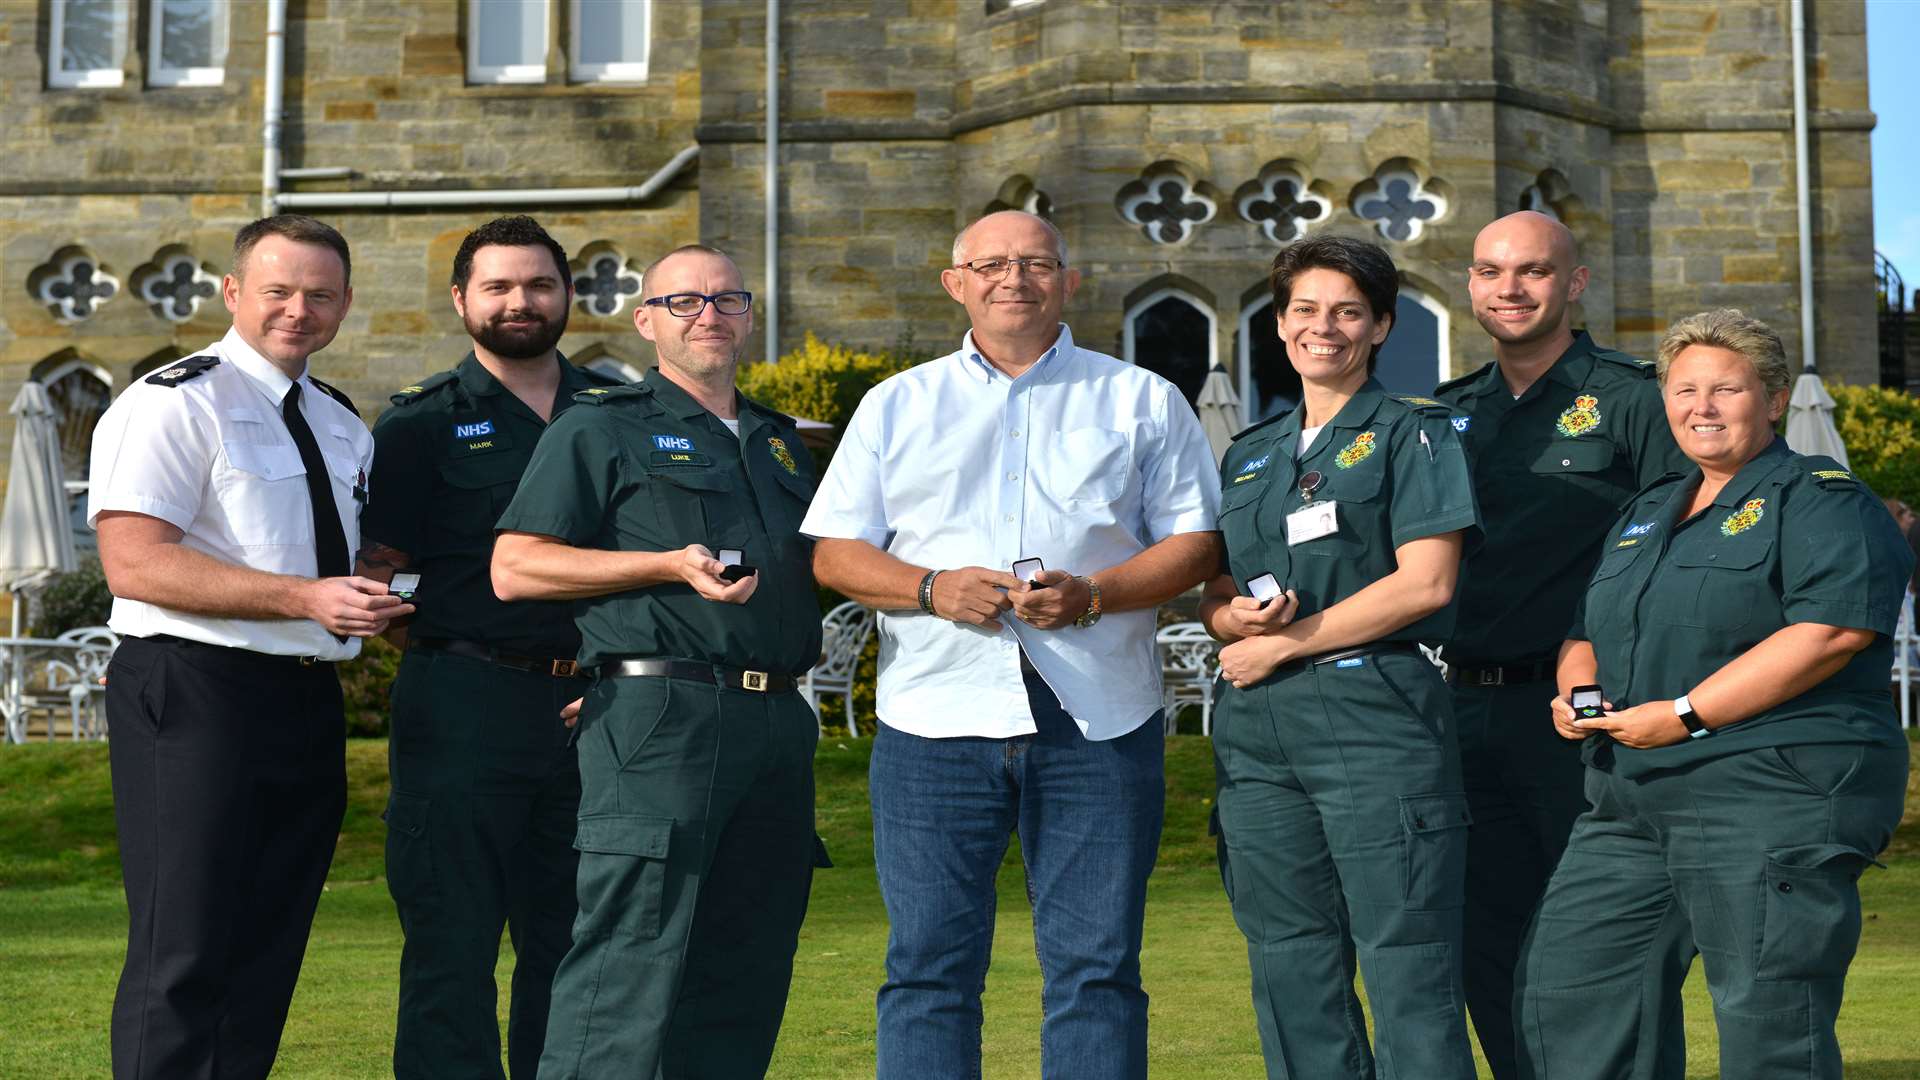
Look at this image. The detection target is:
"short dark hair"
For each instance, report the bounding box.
[233,214,352,285]
[1268,235,1400,370]
[451,215,571,291]
[640,244,736,296]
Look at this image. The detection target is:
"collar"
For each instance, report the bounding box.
[1267,377,1387,454]
[1542,330,1600,390]
[643,365,735,423]
[455,351,590,398]
[219,326,303,407]
[1709,436,1793,508]
[959,324,1071,384]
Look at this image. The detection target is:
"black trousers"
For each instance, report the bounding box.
[106,635,347,1080]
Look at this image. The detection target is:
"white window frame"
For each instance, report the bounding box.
[468,0,550,85]
[40,359,114,508]
[49,0,129,89]
[568,0,649,83]
[583,354,644,383]
[1390,285,1452,389]
[1121,287,1219,370]
[1237,294,1277,421]
[147,0,228,88]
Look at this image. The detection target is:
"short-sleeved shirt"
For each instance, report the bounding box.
[1216,378,1481,646]
[1571,439,1915,777]
[87,327,373,660]
[495,366,821,673]
[1434,331,1689,663]
[362,353,619,655]
[799,324,1220,741]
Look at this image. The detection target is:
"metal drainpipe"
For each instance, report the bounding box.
[1791,0,1817,373]
[262,0,286,215]
[765,0,781,365]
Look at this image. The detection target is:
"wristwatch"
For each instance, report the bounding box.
[1072,576,1102,628]
[1674,693,1712,739]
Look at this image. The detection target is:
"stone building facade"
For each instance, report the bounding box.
[0,0,1879,535]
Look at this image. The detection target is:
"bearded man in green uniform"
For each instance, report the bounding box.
[492,244,825,1080]
[360,216,622,1079]
[1432,211,1692,1079]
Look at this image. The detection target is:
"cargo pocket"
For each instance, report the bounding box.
[382,792,436,903]
[1400,792,1471,910]
[573,813,674,941]
[1755,843,1878,980]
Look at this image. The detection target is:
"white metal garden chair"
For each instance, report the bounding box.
[800,600,876,736]
[1156,621,1220,736]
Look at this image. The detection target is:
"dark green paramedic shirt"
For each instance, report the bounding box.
[1571,439,1914,777]
[364,353,621,654]
[1434,331,1689,663]
[494,367,823,673]
[1216,378,1483,647]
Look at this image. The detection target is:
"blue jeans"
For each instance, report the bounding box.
[870,661,1165,1080]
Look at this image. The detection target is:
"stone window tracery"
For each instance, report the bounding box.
[1116,163,1219,246]
[1234,162,1332,245]
[131,248,219,323]
[571,244,643,317]
[984,175,1053,219]
[1351,166,1449,244]
[29,248,120,324]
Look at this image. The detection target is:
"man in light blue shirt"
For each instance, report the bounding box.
[803,210,1221,1079]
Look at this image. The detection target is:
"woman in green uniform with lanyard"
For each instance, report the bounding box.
[1518,309,1913,1080]
[1201,235,1481,1080]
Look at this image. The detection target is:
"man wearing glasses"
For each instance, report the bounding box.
[805,210,1221,1079]
[492,244,826,1080]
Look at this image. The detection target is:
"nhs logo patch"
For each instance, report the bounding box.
[454,420,494,438]
[1244,454,1271,472]
[653,434,694,451]
[1450,416,1471,433]
[1622,521,1657,538]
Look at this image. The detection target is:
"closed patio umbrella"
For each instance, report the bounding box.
[1195,365,1245,465]
[0,381,76,742]
[1784,373,1849,466]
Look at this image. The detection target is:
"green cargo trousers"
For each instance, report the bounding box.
[1213,647,1476,1080]
[1453,680,1692,1080]
[385,649,584,1080]
[537,674,824,1080]
[1517,740,1908,1080]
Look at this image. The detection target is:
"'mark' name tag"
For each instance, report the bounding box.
[1285,501,1340,546]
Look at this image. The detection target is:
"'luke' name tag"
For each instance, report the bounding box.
[1285,501,1340,546]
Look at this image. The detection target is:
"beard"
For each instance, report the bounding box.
[467,307,568,360]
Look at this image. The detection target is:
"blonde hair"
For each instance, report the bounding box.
[1655,308,1791,396]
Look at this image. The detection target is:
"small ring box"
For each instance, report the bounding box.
[388,572,421,600]
[717,548,757,583]
[1012,556,1047,588]
[1247,572,1282,609]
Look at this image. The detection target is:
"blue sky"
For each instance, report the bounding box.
[1871,0,1920,292]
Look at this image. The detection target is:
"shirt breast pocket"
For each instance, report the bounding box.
[1036,427,1131,504]
[439,453,526,534]
[1662,539,1773,631]
[647,466,734,547]
[219,440,312,547]
[1216,477,1270,578]
[1294,467,1383,559]
[1529,439,1621,509]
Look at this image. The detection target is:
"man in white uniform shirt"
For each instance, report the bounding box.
[88,215,411,1080]
[804,210,1221,1079]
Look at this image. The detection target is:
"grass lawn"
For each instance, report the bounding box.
[2,735,1918,1078]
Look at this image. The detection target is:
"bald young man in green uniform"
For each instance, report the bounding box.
[360,216,622,1079]
[1432,212,1692,1079]
[492,244,825,1080]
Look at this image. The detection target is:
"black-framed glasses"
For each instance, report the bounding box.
[643,291,754,318]
[954,257,1064,281]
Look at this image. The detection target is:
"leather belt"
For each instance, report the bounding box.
[412,637,584,678]
[1450,658,1556,688]
[143,633,335,667]
[1275,641,1418,677]
[597,658,798,693]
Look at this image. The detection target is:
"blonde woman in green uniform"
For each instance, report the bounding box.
[1202,235,1481,1080]
[1518,309,1914,1080]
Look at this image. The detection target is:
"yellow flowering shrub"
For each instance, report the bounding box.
[1827,381,1920,506]
[736,332,926,434]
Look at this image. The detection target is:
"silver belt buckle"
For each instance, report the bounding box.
[741,670,769,692]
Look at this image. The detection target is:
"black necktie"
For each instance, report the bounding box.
[283,381,351,581]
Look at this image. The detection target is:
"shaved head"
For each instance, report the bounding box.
[1475,211,1578,269]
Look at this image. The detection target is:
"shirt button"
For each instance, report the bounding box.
[1010,429,1022,438]
[1006,472,1018,482]
[1561,458,1572,467]
[1004,514,1015,523]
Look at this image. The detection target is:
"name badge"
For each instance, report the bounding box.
[1285,500,1340,546]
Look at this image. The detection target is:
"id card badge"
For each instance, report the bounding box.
[1285,500,1340,546]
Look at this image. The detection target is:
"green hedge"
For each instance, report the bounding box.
[1828,381,1920,507]
[30,556,112,638]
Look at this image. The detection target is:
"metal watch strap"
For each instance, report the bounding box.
[918,569,942,615]
[1073,575,1102,627]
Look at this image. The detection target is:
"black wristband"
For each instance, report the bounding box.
[918,569,941,615]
